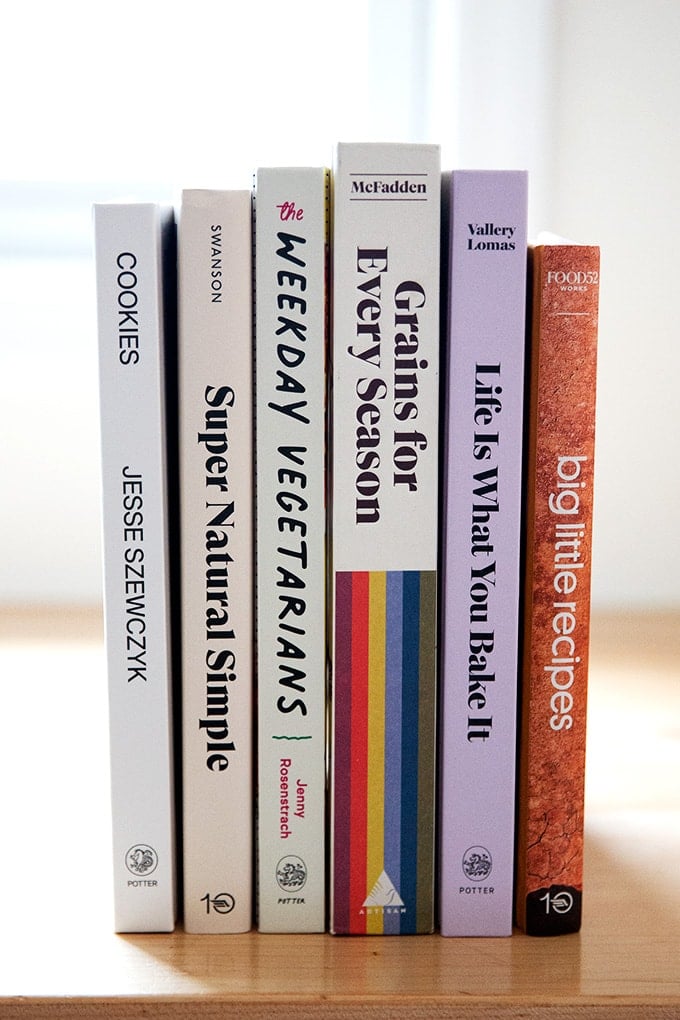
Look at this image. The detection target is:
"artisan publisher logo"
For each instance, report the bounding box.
[362,870,405,909]
[462,846,492,882]
[125,844,158,877]
[350,174,429,200]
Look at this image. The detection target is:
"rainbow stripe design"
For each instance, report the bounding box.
[332,570,436,934]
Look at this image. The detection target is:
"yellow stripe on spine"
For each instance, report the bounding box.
[366,571,386,934]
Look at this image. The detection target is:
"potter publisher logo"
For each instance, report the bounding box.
[462,846,492,882]
[125,844,158,877]
[276,855,307,892]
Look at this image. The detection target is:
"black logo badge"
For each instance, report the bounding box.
[201,892,236,915]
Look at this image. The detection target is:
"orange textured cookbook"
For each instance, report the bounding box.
[515,240,600,935]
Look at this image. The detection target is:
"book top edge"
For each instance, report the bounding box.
[532,231,599,248]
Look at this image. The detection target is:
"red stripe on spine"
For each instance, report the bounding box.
[350,571,369,932]
[332,572,352,932]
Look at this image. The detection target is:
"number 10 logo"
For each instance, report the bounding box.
[540,889,574,914]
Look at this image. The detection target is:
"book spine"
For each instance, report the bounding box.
[178,190,253,933]
[438,171,528,936]
[515,243,600,936]
[330,142,441,935]
[94,203,177,933]
[254,167,329,933]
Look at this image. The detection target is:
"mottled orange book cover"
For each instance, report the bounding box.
[515,241,600,935]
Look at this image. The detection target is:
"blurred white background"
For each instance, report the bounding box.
[0,0,678,609]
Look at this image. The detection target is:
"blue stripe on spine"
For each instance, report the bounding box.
[400,570,420,933]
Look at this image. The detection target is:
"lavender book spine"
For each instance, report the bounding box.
[438,170,528,936]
